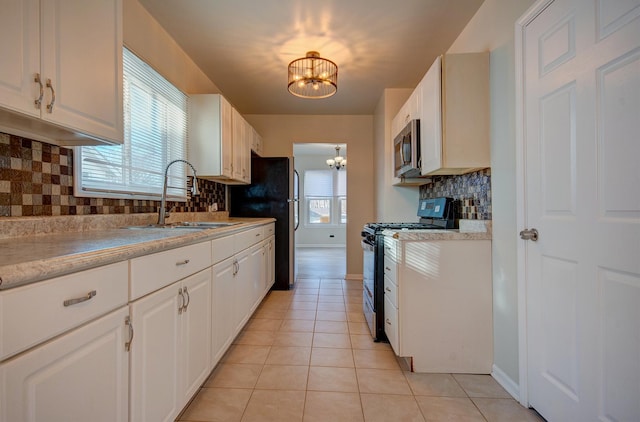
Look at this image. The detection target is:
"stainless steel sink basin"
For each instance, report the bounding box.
[125,222,240,230]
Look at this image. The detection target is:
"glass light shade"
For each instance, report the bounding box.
[288,51,337,99]
[326,158,335,166]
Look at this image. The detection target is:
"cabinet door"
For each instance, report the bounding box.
[220,95,233,178]
[265,236,275,292]
[0,307,129,422]
[40,0,123,143]
[0,0,39,117]
[129,284,181,422]
[248,242,265,308]
[211,257,236,366]
[231,108,244,181]
[233,247,253,332]
[384,295,399,355]
[419,56,443,176]
[180,269,212,407]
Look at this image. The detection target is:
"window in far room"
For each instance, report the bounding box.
[303,169,346,226]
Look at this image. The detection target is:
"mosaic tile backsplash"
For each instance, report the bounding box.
[0,133,226,217]
[419,169,492,220]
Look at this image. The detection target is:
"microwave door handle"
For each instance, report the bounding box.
[399,137,405,165]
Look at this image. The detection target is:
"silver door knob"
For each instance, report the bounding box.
[519,228,539,241]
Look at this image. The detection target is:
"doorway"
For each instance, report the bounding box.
[293,143,347,279]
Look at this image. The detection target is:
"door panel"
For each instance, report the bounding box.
[522,0,640,420]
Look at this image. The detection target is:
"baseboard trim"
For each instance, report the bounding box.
[492,364,520,400]
[344,274,363,281]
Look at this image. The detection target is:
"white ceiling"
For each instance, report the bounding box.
[137,0,484,115]
[293,143,347,157]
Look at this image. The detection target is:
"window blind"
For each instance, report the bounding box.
[75,48,188,200]
[304,170,334,196]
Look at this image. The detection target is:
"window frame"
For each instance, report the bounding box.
[73,47,189,201]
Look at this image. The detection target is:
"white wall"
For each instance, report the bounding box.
[244,115,374,279]
[447,0,536,390]
[123,0,219,95]
[373,89,422,222]
[294,154,347,247]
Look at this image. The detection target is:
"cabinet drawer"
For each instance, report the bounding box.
[0,261,128,361]
[384,275,398,308]
[383,237,398,261]
[384,295,399,355]
[235,227,263,253]
[130,242,212,300]
[263,223,275,238]
[212,235,234,264]
[383,255,398,284]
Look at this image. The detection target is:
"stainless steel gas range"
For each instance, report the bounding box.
[360,197,456,341]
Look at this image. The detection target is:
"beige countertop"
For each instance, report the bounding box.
[0,216,274,290]
[382,219,492,241]
[382,228,492,241]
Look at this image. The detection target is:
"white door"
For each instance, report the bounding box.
[211,257,236,366]
[520,0,640,421]
[129,284,181,422]
[40,0,122,142]
[180,269,212,406]
[0,0,39,117]
[0,308,129,422]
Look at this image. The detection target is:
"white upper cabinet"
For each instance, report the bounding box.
[0,0,123,146]
[189,93,257,185]
[419,53,489,176]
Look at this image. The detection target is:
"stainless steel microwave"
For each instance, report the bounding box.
[393,119,421,178]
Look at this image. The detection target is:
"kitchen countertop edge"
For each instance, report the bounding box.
[0,218,275,290]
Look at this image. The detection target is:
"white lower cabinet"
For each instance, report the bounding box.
[0,307,129,422]
[0,222,275,421]
[129,268,211,422]
[211,255,236,367]
[383,235,493,373]
[264,235,275,294]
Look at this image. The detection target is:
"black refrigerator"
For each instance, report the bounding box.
[228,156,298,290]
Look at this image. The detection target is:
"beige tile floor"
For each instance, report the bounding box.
[177,275,545,421]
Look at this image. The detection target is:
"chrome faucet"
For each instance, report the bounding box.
[158,159,200,225]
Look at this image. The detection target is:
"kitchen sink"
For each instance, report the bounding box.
[125,222,240,230]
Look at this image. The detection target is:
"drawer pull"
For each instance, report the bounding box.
[176,259,190,266]
[385,266,391,271]
[386,318,391,325]
[63,290,97,307]
[256,233,261,237]
[385,287,391,293]
[178,288,185,314]
[125,316,134,351]
[183,286,190,312]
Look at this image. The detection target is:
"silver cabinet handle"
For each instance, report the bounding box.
[385,287,391,293]
[519,228,539,241]
[178,287,185,314]
[34,73,43,109]
[46,78,55,113]
[63,290,96,307]
[183,286,190,312]
[125,316,134,351]
[176,259,190,266]
[385,266,391,271]
[386,318,391,325]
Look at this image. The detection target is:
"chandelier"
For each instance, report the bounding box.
[288,51,338,99]
[326,145,346,170]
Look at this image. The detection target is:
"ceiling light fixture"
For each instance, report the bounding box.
[288,51,338,99]
[326,145,346,170]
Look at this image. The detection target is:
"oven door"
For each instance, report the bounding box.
[361,239,376,338]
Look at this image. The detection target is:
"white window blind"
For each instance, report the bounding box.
[75,48,188,200]
[304,170,333,196]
